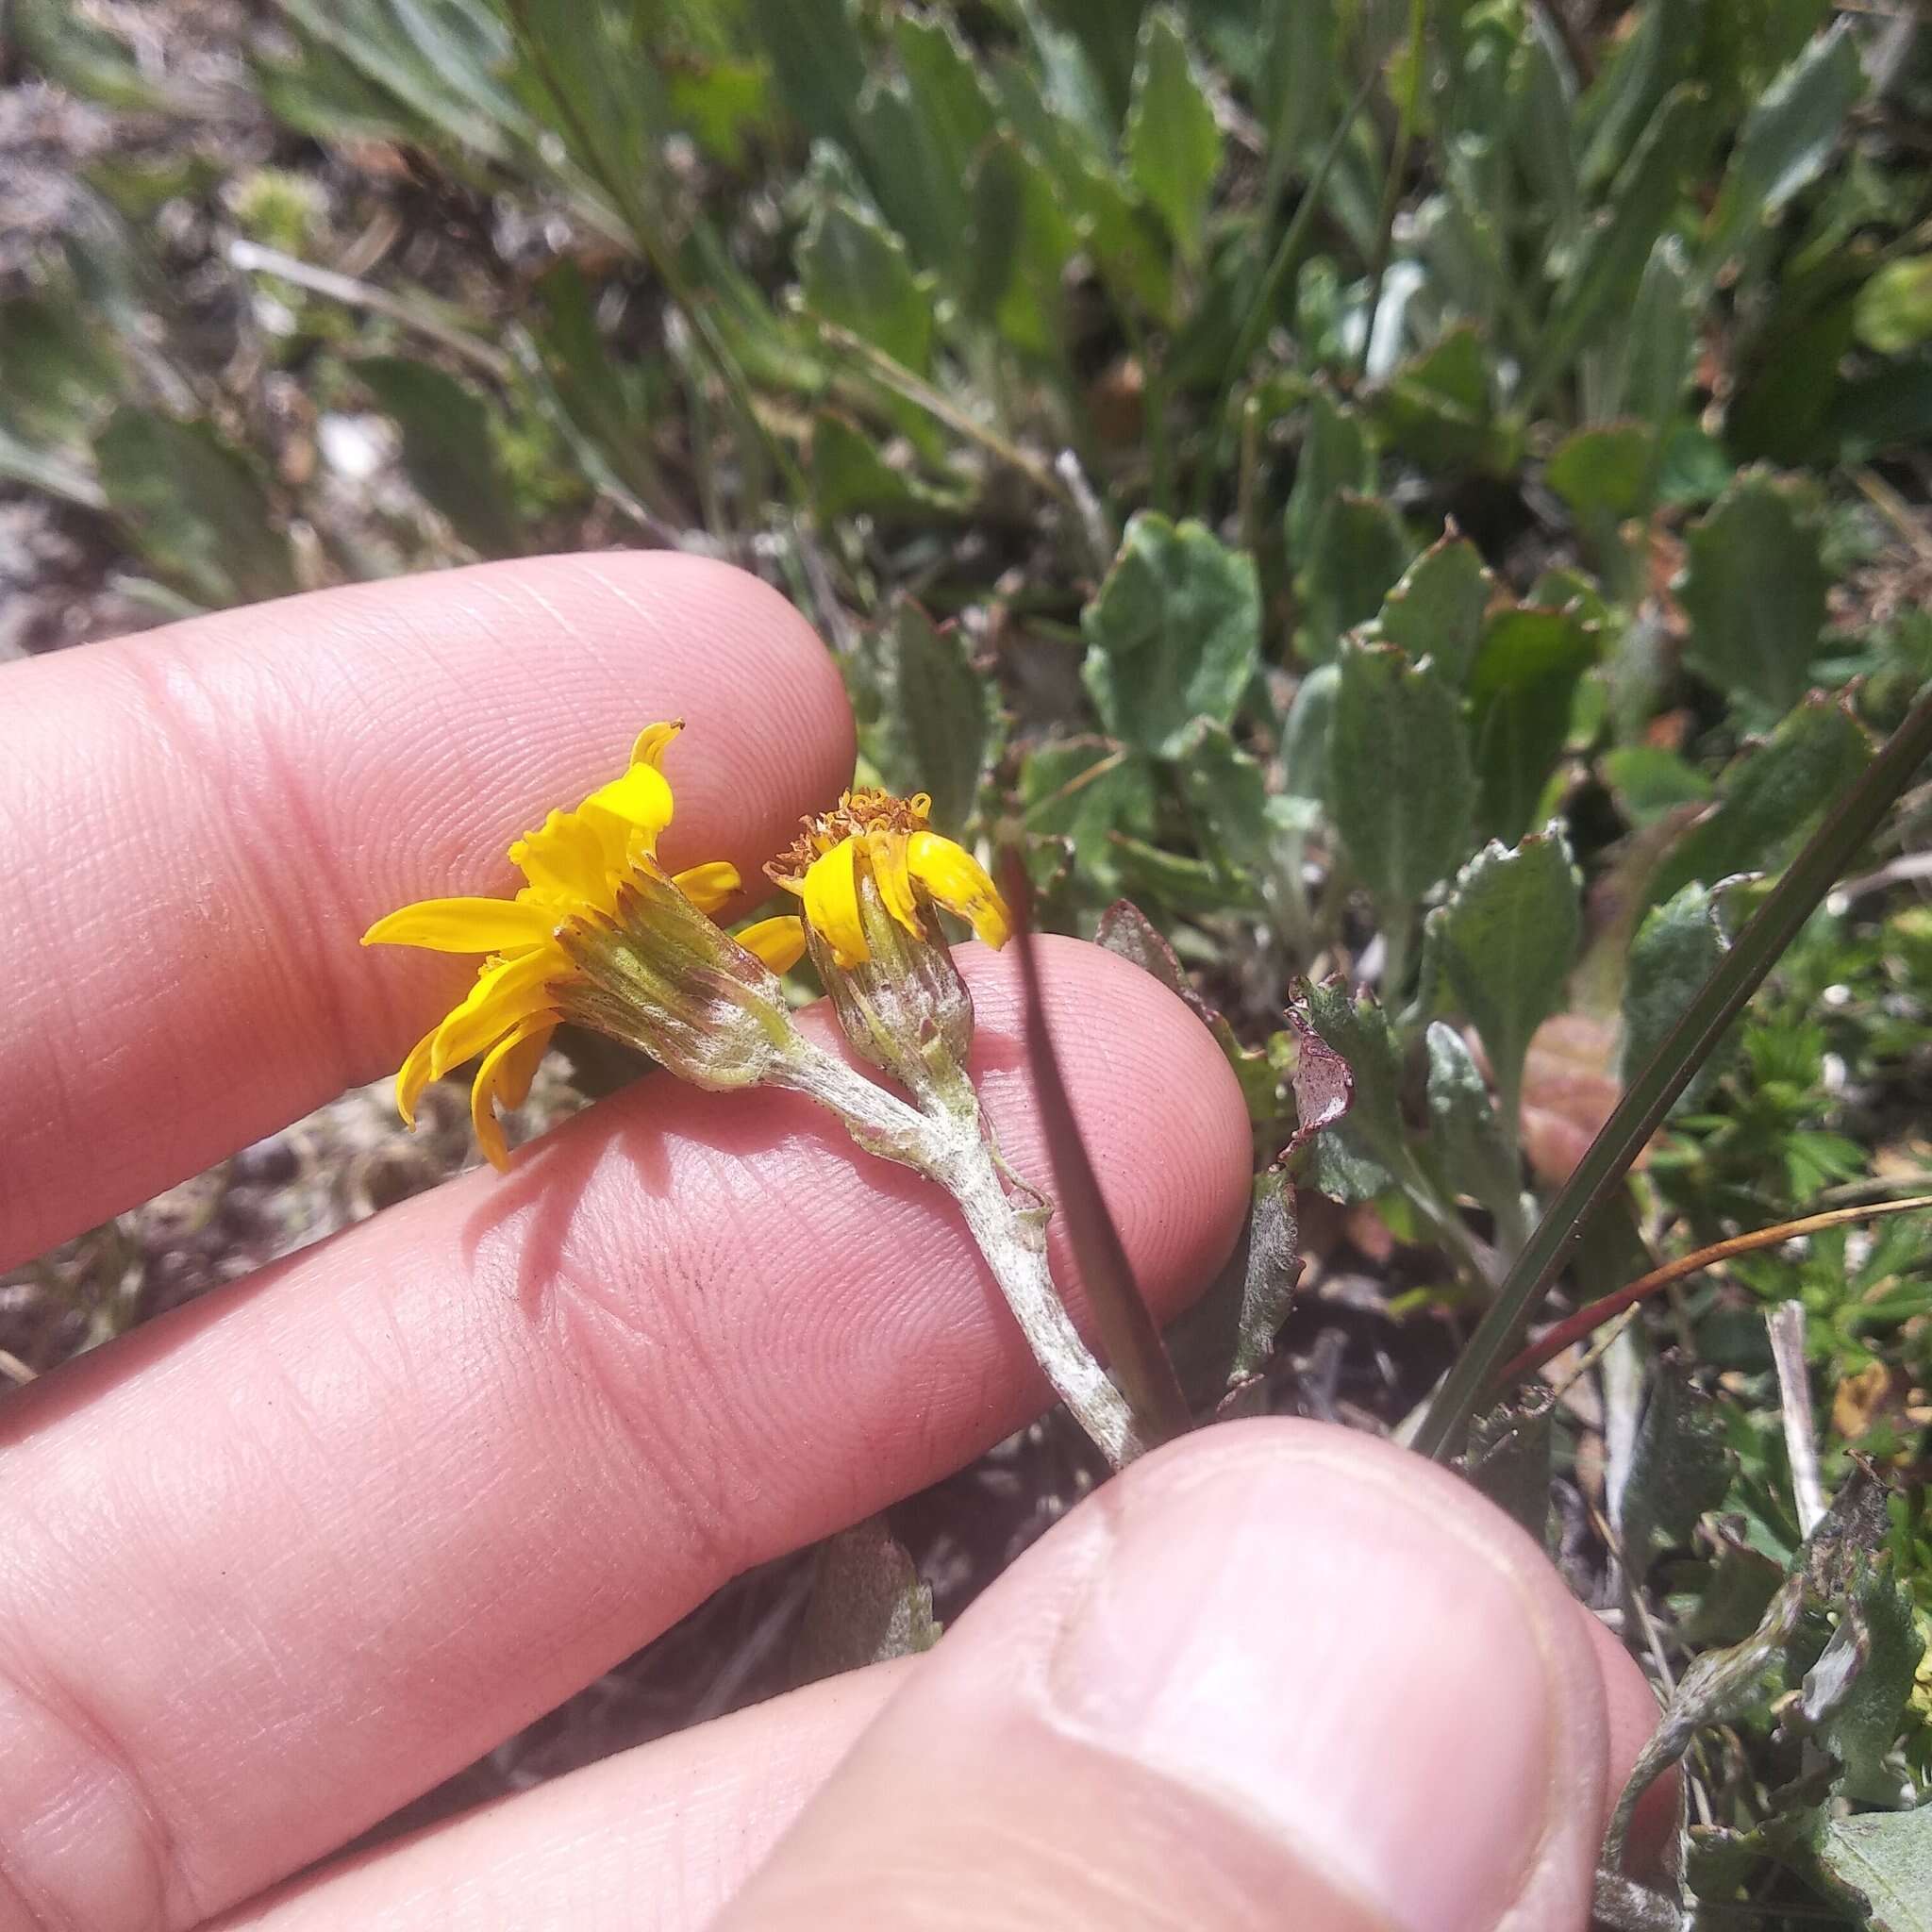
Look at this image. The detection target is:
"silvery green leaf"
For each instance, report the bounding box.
[1463,1386,1555,1545]
[1019,740,1158,898]
[1816,1807,1932,1931]
[1467,604,1597,844]
[964,133,1078,358]
[793,1516,940,1684]
[1081,512,1261,758]
[1803,1560,1924,1807]
[1425,1022,1524,1239]
[1428,828,1580,1132]
[1177,721,1274,882]
[1284,386,1373,567]
[1606,1568,1805,1871]
[1293,977,1406,1200]
[94,406,295,606]
[1124,9,1222,266]
[1616,234,1698,428]
[1678,468,1830,714]
[850,601,996,835]
[799,198,935,373]
[1547,423,1653,526]
[1280,661,1338,808]
[1227,1167,1300,1385]
[1574,0,1701,191]
[1707,23,1867,266]
[1375,527,1495,689]
[1371,325,1506,475]
[1621,883,1732,1100]
[358,357,522,559]
[1328,637,1474,908]
[1614,1357,1731,1574]
[1537,85,1707,385]
[1650,694,1872,908]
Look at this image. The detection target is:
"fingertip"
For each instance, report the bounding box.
[724,1417,1614,1932]
[1581,1609,1675,1874]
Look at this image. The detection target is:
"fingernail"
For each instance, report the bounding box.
[1049,1445,1562,1932]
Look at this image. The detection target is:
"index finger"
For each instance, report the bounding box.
[0,552,854,1271]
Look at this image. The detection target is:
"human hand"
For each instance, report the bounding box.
[0,555,1661,1931]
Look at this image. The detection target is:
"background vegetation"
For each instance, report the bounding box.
[7,0,1932,1920]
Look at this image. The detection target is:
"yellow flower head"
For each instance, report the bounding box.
[766,789,1010,971]
[363,723,807,1170]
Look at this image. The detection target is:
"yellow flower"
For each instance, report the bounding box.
[767,789,1010,970]
[364,724,807,1170]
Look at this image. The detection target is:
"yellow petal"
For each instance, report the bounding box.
[580,758,675,858]
[362,895,556,954]
[429,945,566,1078]
[867,830,924,940]
[672,860,740,915]
[510,808,611,905]
[469,1015,557,1173]
[735,914,807,974]
[631,721,683,766]
[801,837,868,967]
[908,831,1011,950]
[395,1024,439,1128]
[493,1019,556,1111]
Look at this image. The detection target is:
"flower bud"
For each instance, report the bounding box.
[806,865,975,1105]
[557,860,803,1091]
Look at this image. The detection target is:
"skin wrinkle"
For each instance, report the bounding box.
[305,598,530,896]
[477,1145,790,1588]
[0,1644,187,1932]
[517,1126,876,1574]
[0,662,184,1205]
[213,1667,913,1932]
[118,641,353,1091]
[236,653,399,1071]
[550,1271,762,1593]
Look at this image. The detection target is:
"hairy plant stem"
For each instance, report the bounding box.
[769,1038,1148,1469]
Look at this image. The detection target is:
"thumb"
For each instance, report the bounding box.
[719,1419,1622,1932]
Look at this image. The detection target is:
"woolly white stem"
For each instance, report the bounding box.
[773,1040,1145,1468]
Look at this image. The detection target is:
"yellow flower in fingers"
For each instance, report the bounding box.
[766,789,1010,971]
[363,723,807,1170]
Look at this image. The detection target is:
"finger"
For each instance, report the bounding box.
[211,1662,910,1932]
[0,552,854,1271]
[1581,1614,1674,1875]
[0,941,1250,1932]
[218,1457,1672,1932]
[720,1420,1625,1932]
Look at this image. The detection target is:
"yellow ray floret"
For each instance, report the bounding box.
[734,915,809,974]
[768,789,1010,970]
[361,723,801,1170]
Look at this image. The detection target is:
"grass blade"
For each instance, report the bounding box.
[1415,681,1932,1459]
[998,852,1192,1447]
